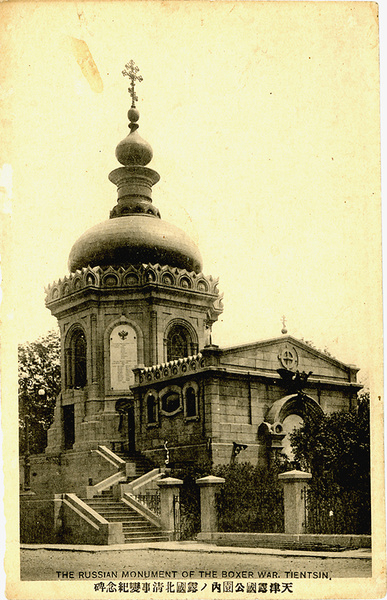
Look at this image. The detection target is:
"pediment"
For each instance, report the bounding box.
[219,336,357,382]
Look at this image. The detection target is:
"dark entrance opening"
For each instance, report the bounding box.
[63,404,75,450]
[127,405,135,453]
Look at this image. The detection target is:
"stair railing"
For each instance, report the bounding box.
[122,492,162,528]
[85,470,126,499]
[59,493,124,544]
[95,445,126,470]
[127,468,162,494]
[132,491,161,516]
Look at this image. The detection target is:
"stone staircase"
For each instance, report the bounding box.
[82,489,169,543]
[114,451,155,481]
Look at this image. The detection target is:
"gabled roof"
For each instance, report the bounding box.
[218,335,359,384]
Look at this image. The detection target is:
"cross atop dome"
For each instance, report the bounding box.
[67,63,203,275]
[122,60,143,108]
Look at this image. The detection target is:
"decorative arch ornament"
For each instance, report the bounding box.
[159,385,182,417]
[265,393,323,425]
[164,318,199,362]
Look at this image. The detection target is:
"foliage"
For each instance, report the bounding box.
[170,461,212,540]
[213,462,284,533]
[18,329,61,455]
[290,392,370,534]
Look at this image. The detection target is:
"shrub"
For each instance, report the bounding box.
[213,462,284,533]
[290,393,371,534]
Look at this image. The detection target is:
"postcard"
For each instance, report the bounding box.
[0,2,384,599]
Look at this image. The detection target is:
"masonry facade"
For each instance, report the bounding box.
[131,337,360,467]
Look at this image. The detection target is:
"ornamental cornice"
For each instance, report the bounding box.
[134,353,205,385]
[45,263,222,306]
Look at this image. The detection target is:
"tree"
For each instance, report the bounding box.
[290,392,370,534]
[18,329,61,455]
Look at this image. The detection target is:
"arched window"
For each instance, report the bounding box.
[185,386,197,418]
[166,324,196,362]
[65,328,87,388]
[74,332,87,388]
[183,381,199,420]
[147,394,157,424]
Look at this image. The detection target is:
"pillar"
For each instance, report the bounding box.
[150,310,158,365]
[278,469,312,534]
[196,475,225,533]
[157,477,183,540]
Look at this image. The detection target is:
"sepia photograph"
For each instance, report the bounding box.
[0,1,384,598]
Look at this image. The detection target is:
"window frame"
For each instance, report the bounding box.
[65,327,87,389]
[183,381,200,421]
[145,389,159,427]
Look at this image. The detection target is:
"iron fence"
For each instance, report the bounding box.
[302,486,370,534]
[133,492,161,516]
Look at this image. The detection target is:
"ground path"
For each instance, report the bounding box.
[20,542,371,581]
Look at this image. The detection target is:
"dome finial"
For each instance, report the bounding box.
[122,60,143,109]
[281,315,288,335]
[115,61,153,166]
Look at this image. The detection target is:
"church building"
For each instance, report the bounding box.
[29,62,361,502]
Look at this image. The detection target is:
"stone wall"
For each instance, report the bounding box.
[20,495,56,543]
[29,448,119,497]
[197,531,371,550]
[58,495,123,545]
[134,373,210,467]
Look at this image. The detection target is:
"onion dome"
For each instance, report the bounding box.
[68,62,203,274]
[115,107,153,167]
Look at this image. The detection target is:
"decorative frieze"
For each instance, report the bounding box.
[45,263,223,307]
[135,353,205,385]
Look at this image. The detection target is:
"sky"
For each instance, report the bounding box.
[0,1,382,390]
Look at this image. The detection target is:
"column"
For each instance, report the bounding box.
[196,475,225,533]
[278,470,312,534]
[157,477,183,540]
[90,313,98,384]
[150,310,158,365]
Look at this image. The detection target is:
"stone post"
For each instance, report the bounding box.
[278,469,312,534]
[196,475,225,533]
[157,477,183,540]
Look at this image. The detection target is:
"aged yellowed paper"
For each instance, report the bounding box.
[0,1,384,599]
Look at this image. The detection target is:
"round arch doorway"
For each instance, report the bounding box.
[281,413,304,460]
[115,398,136,454]
[265,393,323,461]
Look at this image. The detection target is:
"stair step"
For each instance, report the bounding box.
[122,523,159,530]
[124,535,169,542]
[86,506,135,510]
[122,529,161,535]
[81,450,164,545]
[95,508,145,512]
[87,510,146,519]
[86,501,135,507]
[86,505,144,514]
[100,517,149,524]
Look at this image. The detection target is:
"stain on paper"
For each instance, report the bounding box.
[68,36,103,93]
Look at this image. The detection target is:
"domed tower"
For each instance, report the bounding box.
[44,62,223,459]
